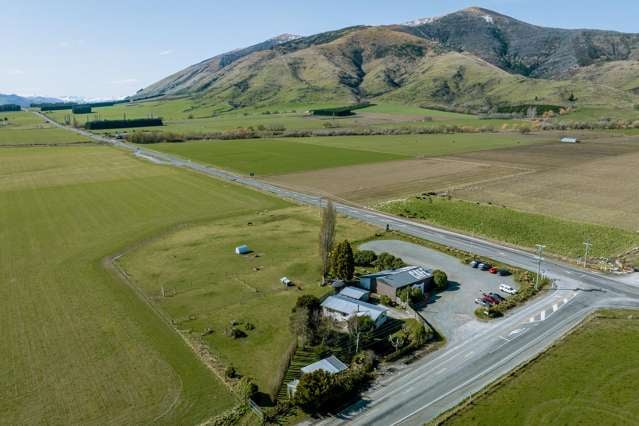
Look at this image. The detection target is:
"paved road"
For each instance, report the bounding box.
[36,111,639,425]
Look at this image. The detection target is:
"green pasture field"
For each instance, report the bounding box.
[361,103,476,119]
[0,110,52,129]
[0,127,90,145]
[0,145,291,424]
[381,197,639,258]
[293,133,547,157]
[151,139,404,175]
[119,206,376,397]
[441,310,639,425]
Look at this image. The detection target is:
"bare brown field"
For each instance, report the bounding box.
[267,157,534,204]
[268,132,639,231]
[452,135,639,231]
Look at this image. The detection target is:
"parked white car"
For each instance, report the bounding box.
[499,284,517,295]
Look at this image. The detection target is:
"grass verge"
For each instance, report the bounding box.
[433,309,639,425]
[380,196,639,259]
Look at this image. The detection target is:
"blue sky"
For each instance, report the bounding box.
[1,0,637,99]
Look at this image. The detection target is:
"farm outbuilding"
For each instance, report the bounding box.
[321,294,388,328]
[561,137,579,143]
[287,355,348,397]
[359,266,433,300]
[234,245,251,255]
[339,286,370,301]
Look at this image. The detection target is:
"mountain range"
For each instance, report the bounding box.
[132,7,639,111]
[0,94,63,108]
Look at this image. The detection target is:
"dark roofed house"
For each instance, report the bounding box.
[359,266,433,300]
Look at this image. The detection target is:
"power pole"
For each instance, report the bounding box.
[583,239,592,268]
[535,244,546,290]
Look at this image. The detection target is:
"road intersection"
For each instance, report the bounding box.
[36,111,639,425]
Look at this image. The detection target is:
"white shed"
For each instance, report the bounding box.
[561,137,578,143]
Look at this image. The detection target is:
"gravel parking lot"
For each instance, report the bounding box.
[359,240,519,343]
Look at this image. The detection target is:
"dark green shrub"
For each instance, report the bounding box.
[354,250,377,267]
[433,270,449,291]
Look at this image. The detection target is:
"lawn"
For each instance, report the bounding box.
[118,206,377,398]
[294,133,547,157]
[441,310,639,425]
[150,138,404,175]
[381,197,639,258]
[0,145,291,424]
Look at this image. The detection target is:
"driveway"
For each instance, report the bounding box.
[359,240,519,343]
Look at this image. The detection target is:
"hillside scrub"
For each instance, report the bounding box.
[381,197,639,259]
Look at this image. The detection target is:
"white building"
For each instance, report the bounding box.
[321,294,388,327]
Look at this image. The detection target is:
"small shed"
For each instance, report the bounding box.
[235,245,251,255]
[561,137,578,143]
[340,286,370,301]
[287,356,348,397]
[280,277,292,287]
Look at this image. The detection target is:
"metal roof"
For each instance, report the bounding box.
[364,266,433,289]
[321,294,388,322]
[340,286,370,300]
[301,356,348,375]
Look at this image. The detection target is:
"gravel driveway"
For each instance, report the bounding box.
[359,240,519,343]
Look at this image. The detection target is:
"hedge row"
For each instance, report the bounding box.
[497,104,563,114]
[37,100,129,111]
[72,106,92,114]
[310,103,373,117]
[85,118,163,130]
[0,104,21,112]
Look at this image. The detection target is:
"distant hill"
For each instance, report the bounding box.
[133,7,639,111]
[0,94,63,108]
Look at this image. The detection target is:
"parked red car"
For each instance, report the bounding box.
[489,267,498,274]
[482,293,500,304]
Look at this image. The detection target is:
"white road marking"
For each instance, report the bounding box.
[540,310,546,321]
[463,351,475,359]
[529,317,535,323]
[552,304,559,312]
[563,298,568,304]
[499,336,511,342]
[434,367,448,376]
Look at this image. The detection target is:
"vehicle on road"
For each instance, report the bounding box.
[500,284,518,295]
[489,267,498,274]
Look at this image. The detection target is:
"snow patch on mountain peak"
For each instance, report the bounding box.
[402,16,441,27]
[271,33,302,43]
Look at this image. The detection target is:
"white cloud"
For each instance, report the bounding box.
[159,49,173,56]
